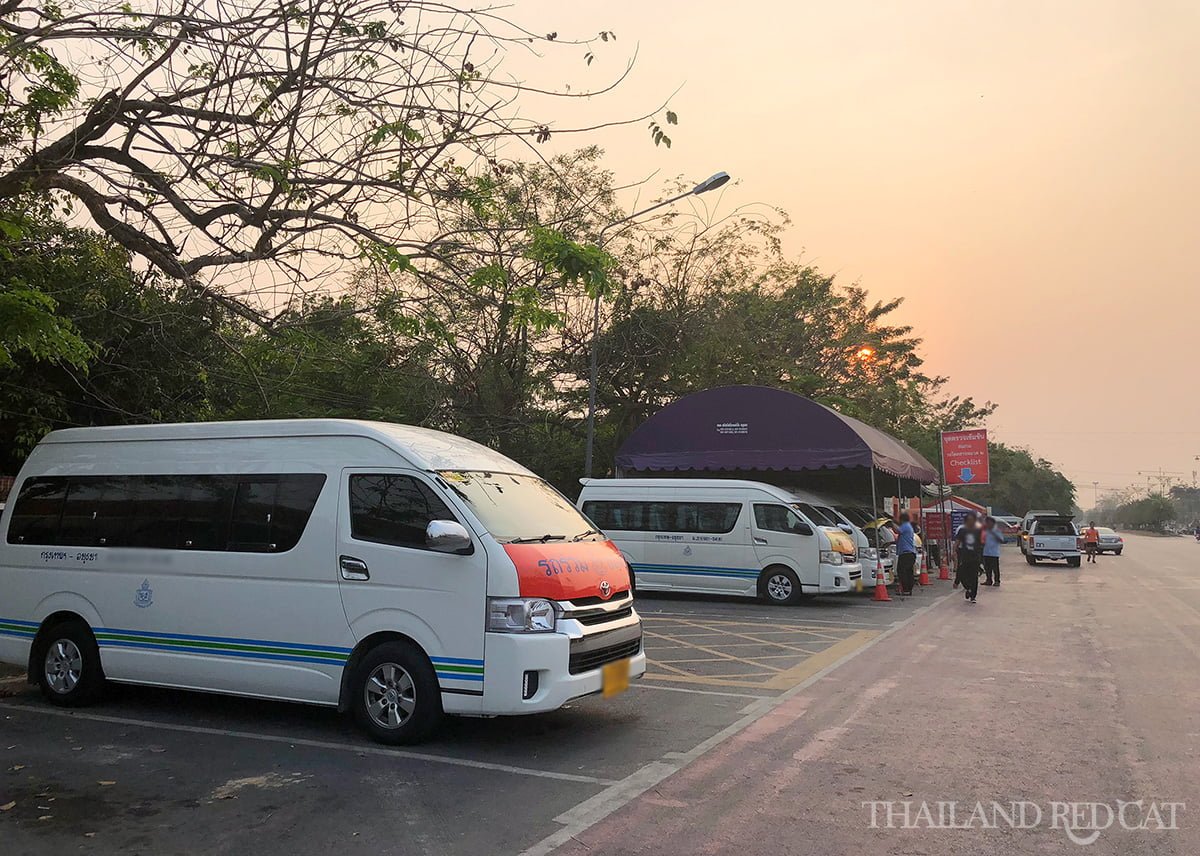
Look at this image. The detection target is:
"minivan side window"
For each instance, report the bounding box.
[5,477,68,545]
[349,474,459,550]
[581,500,741,534]
[4,473,325,552]
[754,504,812,535]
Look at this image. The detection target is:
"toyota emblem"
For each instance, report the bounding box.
[599,580,612,599]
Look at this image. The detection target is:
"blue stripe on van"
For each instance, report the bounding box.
[435,671,485,682]
[96,638,345,667]
[430,655,485,666]
[93,626,353,654]
[0,618,39,627]
[632,563,760,580]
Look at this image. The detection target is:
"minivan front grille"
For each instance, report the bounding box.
[567,591,631,608]
[576,605,634,626]
[568,637,641,675]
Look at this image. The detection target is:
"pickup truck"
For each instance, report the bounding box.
[1025,517,1082,567]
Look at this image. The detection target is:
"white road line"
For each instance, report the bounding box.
[629,683,773,700]
[0,702,616,786]
[517,589,956,856]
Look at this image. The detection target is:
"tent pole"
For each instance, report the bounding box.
[870,466,881,560]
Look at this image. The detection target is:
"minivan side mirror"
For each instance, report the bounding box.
[426,520,473,554]
[838,523,853,534]
[795,521,814,537]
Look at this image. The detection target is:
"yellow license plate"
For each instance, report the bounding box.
[855,579,864,592]
[602,658,631,698]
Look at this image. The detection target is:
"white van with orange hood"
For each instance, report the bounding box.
[0,420,645,744]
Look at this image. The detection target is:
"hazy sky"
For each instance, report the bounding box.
[515,0,1200,503]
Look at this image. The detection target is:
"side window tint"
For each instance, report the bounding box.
[176,477,235,550]
[57,478,109,546]
[271,474,326,551]
[754,504,809,535]
[229,480,280,552]
[6,477,68,544]
[350,474,457,549]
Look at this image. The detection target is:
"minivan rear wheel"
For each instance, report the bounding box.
[36,620,105,707]
[760,566,803,605]
[351,640,442,745]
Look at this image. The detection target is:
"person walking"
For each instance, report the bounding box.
[982,516,1006,586]
[954,512,983,604]
[1083,520,1100,564]
[895,511,918,595]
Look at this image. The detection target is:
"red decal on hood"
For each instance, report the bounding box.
[504,540,631,601]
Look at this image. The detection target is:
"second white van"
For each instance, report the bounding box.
[577,479,862,605]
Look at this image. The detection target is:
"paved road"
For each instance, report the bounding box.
[4,537,1196,854]
[554,534,1200,855]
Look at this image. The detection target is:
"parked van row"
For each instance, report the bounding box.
[0,420,887,745]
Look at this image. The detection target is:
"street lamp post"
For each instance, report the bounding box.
[582,171,731,478]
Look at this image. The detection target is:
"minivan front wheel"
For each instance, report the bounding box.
[760,566,803,606]
[351,640,442,745]
[36,620,105,707]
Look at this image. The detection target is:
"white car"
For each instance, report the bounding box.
[1025,516,1082,567]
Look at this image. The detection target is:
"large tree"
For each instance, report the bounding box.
[0,1,656,324]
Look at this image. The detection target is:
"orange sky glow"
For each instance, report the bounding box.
[513,0,1200,502]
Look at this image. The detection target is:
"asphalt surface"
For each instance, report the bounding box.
[6,537,1195,855]
[555,534,1200,855]
[0,576,935,855]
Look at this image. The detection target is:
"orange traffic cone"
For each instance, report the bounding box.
[918,551,931,586]
[872,560,892,601]
[938,545,950,581]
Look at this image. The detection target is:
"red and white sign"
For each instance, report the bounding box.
[923,511,950,539]
[941,429,990,486]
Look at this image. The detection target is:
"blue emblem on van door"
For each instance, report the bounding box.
[135,580,153,609]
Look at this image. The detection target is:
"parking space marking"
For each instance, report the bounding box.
[0,701,618,786]
[631,683,774,700]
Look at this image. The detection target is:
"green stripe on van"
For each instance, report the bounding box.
[92,632,348,662]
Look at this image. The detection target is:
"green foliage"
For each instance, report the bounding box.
[526,227,614,299]
[955,444,1076,516]
[0,147,1071,507]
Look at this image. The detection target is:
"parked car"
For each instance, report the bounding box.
[1026,516,1082,567]
[1094,526,1124,555]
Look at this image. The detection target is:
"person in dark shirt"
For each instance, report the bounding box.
[954,512,983,604]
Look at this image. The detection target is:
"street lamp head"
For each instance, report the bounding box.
[692,171,730,195]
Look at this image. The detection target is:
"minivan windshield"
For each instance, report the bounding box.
[795,502,836,527]
[437,471,599,544]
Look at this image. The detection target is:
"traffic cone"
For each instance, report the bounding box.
[938,543,950,581]
[872,560,892,601]
[918,550,931,586]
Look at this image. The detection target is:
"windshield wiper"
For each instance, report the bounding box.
[507,534,567,544]
[570,529,601,541]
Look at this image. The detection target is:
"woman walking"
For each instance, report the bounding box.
[954,512,983,604]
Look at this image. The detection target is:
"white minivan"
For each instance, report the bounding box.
[0,420,645,744]
[786,490,891,588]
[576,479,862,604]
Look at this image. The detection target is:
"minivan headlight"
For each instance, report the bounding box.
[862,546,878,560]
[820,550,844,566]
[487,598,557,633]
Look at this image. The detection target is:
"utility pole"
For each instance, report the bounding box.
[1137,468,1183,497]
[1092,481,1099,508]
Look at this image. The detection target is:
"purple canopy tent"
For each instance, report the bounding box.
[613,385,938,484]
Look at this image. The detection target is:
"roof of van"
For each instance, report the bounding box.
[579,478,794,497]
[41,419,533,476]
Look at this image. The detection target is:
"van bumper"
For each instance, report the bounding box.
[818,562,859,593]
[479,625,648,715]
